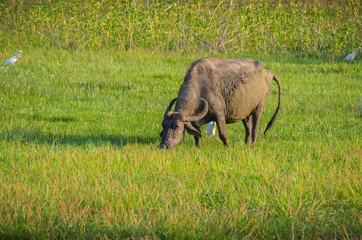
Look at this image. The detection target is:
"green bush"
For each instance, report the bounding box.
[1,0,360,57]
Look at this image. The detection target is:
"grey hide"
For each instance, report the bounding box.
[159,57,281,149]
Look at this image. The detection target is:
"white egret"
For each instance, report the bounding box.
[206,121,216,137]
[344,47,361,62]
[3,50,23,66]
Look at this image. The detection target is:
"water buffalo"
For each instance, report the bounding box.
[159,57,281,149]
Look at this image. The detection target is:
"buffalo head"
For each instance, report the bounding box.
[159,98,208,149]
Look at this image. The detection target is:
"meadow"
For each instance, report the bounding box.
[0,0,361,239]
[0,48,361,239]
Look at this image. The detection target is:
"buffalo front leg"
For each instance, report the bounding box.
[216,116,229,147]
[192,123,202,147]
[242,116,252,144]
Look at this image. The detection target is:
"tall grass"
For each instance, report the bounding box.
[0,0,361,57]
[0,48,361,239]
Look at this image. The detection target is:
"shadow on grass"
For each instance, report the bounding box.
[1,127,159,148]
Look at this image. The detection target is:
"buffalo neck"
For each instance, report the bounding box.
[175,82,199,118]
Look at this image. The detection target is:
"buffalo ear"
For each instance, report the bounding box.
[160,130,164,137]
[185,123,202,137]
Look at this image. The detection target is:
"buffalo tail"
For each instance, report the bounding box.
[263,76,282,135]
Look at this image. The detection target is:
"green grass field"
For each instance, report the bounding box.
[0,49,361,239]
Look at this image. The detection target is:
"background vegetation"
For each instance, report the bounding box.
[0,0,361,57]
[0,0,361,239]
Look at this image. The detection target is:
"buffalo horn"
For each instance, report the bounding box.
[182,98,208,122]
[165,98,178,115]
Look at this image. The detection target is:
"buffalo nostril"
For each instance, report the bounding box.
[158,144,166,149]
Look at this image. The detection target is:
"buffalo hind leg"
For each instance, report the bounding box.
[242,115,252,144]
[251,104,266,143]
